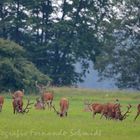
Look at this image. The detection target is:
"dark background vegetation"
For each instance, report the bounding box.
[0,0,139,92]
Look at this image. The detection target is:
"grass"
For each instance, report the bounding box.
[0,87,140,140]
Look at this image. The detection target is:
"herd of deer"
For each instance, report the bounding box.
[0,81,69,117]
[0,82,140,121]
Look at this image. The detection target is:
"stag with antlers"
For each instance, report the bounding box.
[12,97,33,114]
[84,99,131,121]
[52,98,69,117]
[11,89,33,114]
[35,81,54,110]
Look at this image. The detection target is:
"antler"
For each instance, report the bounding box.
[83,99,93,112]
[22,99,34,114]
[35,81,46,94]
[122,104,132,120]
[84,99,93,105]
[51,105,59,115]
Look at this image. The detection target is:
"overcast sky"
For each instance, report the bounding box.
[77,62,116,89]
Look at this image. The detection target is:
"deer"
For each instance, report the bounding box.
[12,96,33,114]
[84,100,105,118]
[134,104,140,121]
[34,97,45,110]
[52,98,69,117]
[0,96,4,112]
[35,81,54,110]
[12,96,23,114]
[84,99,131,121]
[100,103,121,120]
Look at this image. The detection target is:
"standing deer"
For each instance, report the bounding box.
[84,100,104,118]
[0,96,4,112]
[35,81,54,110]
[52,98,69,117]
[134,104,140,121]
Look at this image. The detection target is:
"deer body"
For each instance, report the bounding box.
[12,97,23,114]
[89,103,104,118]
[41,92,53,109]
[59,98,69,117]
[0,96,4,112]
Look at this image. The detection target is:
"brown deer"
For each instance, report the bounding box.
[134,104,140,121]
[34,98,45,110]
[84,99,131,121]
[12,96,23,114]
[12,96,33,114]
[0,96,4,112]
[52,98,69,117]
[35,81,53,110]
[100,103,121,120]
[84,100,104,118]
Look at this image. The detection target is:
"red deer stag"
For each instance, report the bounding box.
[84,100,131,121]
[12,96,33,114]
[134,104,140,121]
[52,98,69,117]
[84,100,104,118]
[35,81,53,110]
[0,96,4,112]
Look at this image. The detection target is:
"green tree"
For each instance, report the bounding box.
[0,0,116,86]
[0,38,51,92]
[95,0,140,89]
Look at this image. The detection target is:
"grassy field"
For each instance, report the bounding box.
[0,87,140,140]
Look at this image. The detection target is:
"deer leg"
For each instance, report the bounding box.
[134,112,140,121]
[92,112,96,118]
[65,112,68,117]
[100,113,104,119]
[50,101,52,110]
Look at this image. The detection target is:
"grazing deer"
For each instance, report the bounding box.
[12,96,33,114]
[35,81,54,110]
[0,96,4,112]
[101,103,121,120]
[52,98,69,117]
[12,96,23,114]
[134,104,140,121]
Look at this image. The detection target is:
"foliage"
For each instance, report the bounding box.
[0,38,51,92]
[94,0,140,89]
[0,0,114,86]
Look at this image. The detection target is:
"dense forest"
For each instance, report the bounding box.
[0,0,139,91]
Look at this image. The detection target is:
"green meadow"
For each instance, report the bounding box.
[0,87,140,140]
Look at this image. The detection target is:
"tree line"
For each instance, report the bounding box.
[0,0,139,91]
